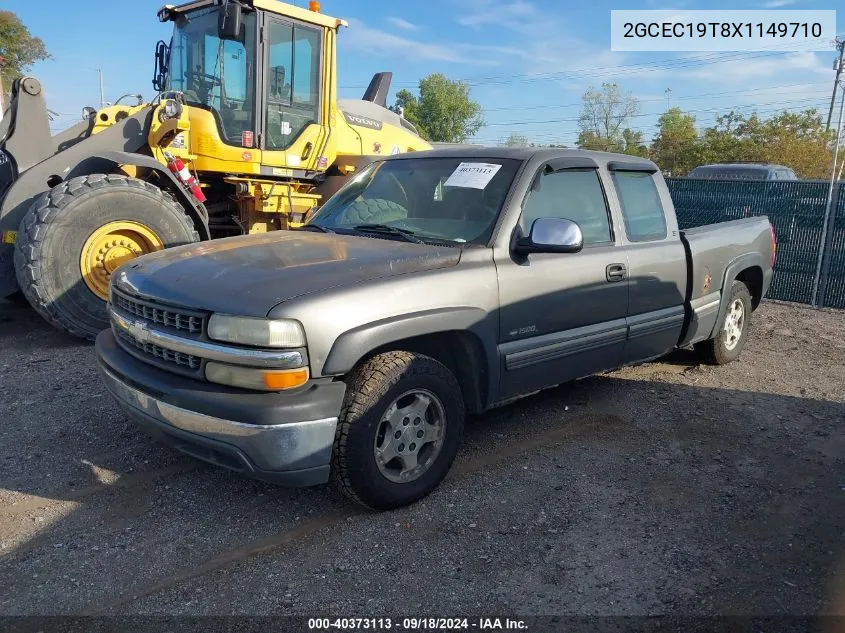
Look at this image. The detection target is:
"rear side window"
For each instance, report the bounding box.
[612,171,668,242]
[520,169,612,245]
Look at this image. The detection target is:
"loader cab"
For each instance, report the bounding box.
[157,0,342,171]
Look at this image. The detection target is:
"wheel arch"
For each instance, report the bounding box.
[708,253,766,340]
[322,308,498,414]
[74,151,211,241]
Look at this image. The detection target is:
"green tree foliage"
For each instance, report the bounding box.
[651,107,702,176]
[0,11,51,96]
[621,128,648,157]
[698,109,834,179]
[392,73,484,143]
[576,83,641,154]
[503,133,530,147]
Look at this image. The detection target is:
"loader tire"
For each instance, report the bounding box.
[14,174,200,341]
[340,198,408,225]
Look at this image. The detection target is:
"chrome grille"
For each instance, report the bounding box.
[116,330,202,371]
[112,289,203,335]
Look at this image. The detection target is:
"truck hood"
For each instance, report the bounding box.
[113,231,461,316]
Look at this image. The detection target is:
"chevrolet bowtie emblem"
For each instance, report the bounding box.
[127,319,151,345]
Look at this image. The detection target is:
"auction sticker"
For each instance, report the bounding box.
[443,162,502,189]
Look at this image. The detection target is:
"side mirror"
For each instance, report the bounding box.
[218,2,243,41]
[515,217,584,254]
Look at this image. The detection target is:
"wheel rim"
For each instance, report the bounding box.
[373,388,446,484]
[80,221,164,300]
[723,298,745,351]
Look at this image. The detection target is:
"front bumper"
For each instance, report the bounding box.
[96,330,346,487]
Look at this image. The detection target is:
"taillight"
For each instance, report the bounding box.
[770,224,777,268]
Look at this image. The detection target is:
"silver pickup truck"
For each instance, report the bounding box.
[95,147,776,510]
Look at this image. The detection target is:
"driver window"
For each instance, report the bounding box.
[265,21,321,150]
[520,169,612,245]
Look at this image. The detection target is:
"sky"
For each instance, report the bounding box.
[4,0,844,146]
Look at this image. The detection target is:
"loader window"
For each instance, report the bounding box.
[265,20,321,150]
[167,6,256,146]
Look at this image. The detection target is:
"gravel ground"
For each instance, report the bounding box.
[0,298,844,619]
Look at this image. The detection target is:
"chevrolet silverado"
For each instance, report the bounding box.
[96,147,776,510]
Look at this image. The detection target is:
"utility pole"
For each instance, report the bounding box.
[0,55,6,122]
[98,68,105,109]
[665,88,672,111]
[812,79,845,308]
[826,38,845,132]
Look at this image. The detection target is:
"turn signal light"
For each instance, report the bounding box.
[263,368,310,390]
[205,362,310,391]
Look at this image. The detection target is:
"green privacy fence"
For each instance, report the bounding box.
[666,178,845,309]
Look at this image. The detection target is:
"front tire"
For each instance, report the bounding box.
[14,174,200,340]
[331,351,465,510]
[695,281,753,365]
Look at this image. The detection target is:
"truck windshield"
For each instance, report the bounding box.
[167,7,256,146]
[308,158,522,245]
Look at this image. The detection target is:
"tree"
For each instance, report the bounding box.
[651,108,702,176]
[503,133,530,147]
[392,73,483,143]
[576,83,640,153]
[621,128,648,158]
[0,11,51,97]
[697,108,834,179]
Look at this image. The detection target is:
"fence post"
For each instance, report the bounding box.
[812,84,845,307]
[816,182,841,308]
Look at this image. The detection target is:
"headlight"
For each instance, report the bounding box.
[205,362,310,391]
[207,314,306,348]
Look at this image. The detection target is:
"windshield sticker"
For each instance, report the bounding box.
[443,162,502,189]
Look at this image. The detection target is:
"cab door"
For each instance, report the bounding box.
[495,162,630,400]
[259,15,328,172]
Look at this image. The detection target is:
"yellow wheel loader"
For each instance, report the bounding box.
[0,0,431,339]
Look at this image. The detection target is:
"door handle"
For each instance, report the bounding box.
[301,141,314,161]
[606,263,627,282]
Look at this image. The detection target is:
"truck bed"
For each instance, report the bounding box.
[679,216,775,347]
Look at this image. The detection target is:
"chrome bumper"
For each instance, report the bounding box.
[100,365,338,486]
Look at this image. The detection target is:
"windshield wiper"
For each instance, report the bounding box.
[293,224,335,234]
[352,224,425,244]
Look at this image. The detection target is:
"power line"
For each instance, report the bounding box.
[479,80,832,114]
[470,100,832,144]
[340,37,837,90]
[478,94,831,128]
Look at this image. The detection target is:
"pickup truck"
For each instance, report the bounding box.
[95,147,776,510]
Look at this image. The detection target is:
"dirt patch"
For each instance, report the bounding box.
[0,298,843,616]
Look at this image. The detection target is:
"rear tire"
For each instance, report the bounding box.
[14,174,200,341]
[695,281,753,365]
[331,351,465,510]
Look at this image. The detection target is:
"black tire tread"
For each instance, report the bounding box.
[695,281,752,366]
[14,174,199,341]
[330,351,464,509]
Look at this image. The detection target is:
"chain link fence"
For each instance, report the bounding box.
[666,178,845,309]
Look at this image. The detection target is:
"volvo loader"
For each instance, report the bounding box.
[0,0,430,339]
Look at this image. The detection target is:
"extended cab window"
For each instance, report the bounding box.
[612,171,668,242]
[520,169,612,245]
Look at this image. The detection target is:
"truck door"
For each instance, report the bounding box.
[495,164,629,400]
[260,15,327,172]
[607,166,688,364]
